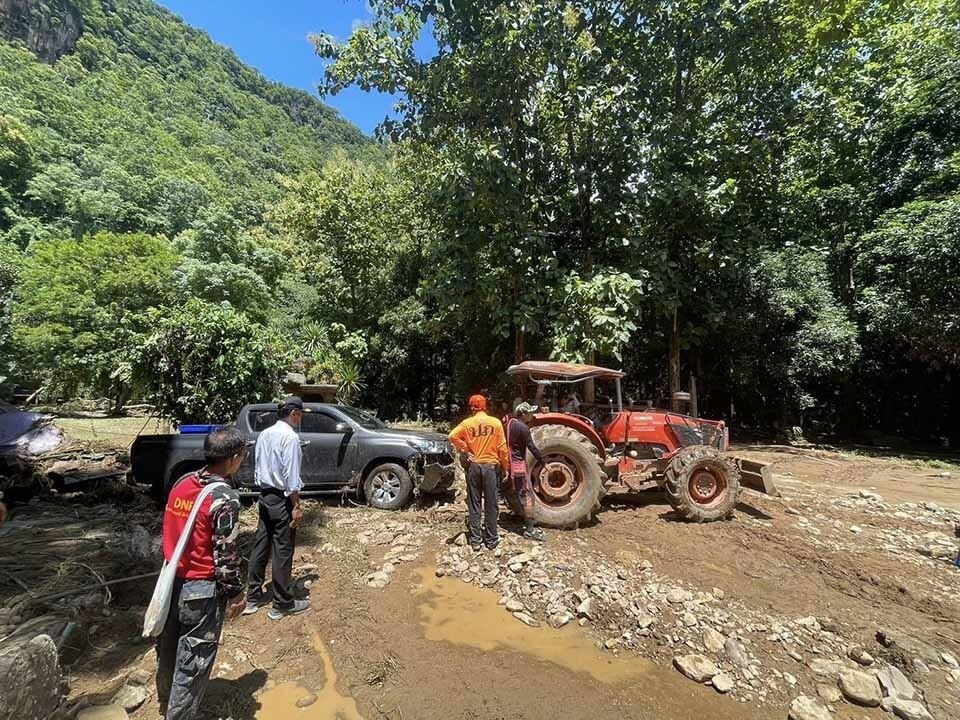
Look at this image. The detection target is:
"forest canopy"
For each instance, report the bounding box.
[1,0,958,446]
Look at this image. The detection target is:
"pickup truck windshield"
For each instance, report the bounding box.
[336,405,386,430]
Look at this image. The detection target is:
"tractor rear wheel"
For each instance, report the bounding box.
[504,425,605,528]
[663,445,741,522]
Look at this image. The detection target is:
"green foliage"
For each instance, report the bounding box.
[135,299,288,424]
[13,231,177,404]
[856,195,960,366]
[552,271,647,363]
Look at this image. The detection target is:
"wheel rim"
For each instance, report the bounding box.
[533,454,587,509]
[688,466,727,507]
[371,471,401,503]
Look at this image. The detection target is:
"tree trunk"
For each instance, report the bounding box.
[669,309,681,411]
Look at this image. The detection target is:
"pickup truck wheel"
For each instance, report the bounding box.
[364,463,413,511]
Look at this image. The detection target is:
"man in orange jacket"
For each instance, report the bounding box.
[449,394,509,550]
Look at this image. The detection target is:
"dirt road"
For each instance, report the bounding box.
[14,446,960,719]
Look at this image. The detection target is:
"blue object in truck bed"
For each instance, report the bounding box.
[179,424,219,434]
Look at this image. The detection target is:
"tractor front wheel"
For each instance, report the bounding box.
[663,445,741,522]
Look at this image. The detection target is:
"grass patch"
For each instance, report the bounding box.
[54,416,173,449]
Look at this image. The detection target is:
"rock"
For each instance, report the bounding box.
[784,672,798,686]
[480,570,500,586]
[682,612,698,627]
[506,599,525,613]
[636,613,655,630]
[711,673,734,694]
[513,612,540,628]
[876,628,940,663]
[673,654,720,683]
[850,525,862,534]
[808,658,844,677]
[454,533,468,546]
[549,611,574,629]
[381,562,395,574]
[838,668,882,707]
[702,627,726,654]
[604,638,620,650]
[711,587,725,600]
[942,651,959,668]
[816,683,842,703]
[576,597,595,620]
[876,664,916,700]
[666,588,687,604]
[639,560,653,571]
[788,695,832,720]
[77,706,129,720]
[0,635,62,720]
[912,658,929,674]
[890,698,933,720]
[296,692,319,709]
[367,571,390,588]
[509,563,523,573]
[724,637,750,667]
[111,684,146,713]
[127,669,152,686]
[847,646,874,667]
[510,552,534,565]
[435,568,446,577]
[372,530,394,545]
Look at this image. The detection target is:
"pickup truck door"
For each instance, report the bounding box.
[233,408,279,491]
[299,410,358,488]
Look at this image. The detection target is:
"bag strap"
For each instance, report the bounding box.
[168,480,228,567]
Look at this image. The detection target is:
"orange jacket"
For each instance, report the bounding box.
[448,411,509,470]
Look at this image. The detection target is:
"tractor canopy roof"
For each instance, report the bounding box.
[505,361,625,382]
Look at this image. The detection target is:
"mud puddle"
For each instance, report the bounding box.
[414,566,648,684]
[256,632,365,720]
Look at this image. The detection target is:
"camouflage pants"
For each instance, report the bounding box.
[155,579,226,720]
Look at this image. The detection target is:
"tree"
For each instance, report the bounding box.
[13,231,177,408]
[317,0,796,403]
[135,298,288,424]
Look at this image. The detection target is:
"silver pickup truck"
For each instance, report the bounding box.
[130,402,456,510]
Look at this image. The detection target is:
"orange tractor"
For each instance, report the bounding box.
[502,361,779,527]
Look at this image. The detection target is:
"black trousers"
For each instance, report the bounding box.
[155,578,226,720]
[467,463,499,547]
[246,489,296,610]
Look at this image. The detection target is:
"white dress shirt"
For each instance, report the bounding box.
[254,419,303,496]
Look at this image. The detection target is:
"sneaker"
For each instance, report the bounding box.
[470,543,482,552]
[267,599,310,621]
[241,600,267,616]
[523,527,546,542]
[485,539,500,551]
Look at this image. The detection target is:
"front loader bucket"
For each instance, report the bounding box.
[733,456,780,497]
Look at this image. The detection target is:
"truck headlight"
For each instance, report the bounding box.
[408,439,450,455]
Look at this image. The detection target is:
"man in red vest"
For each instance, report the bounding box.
[155,426,248,720]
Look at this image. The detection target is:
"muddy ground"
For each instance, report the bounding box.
[5,445,960,720]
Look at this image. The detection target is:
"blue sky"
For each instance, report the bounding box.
[156,1,403,135]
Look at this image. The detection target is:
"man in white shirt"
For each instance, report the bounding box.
[243,396,310,620]
[560,391,581,414]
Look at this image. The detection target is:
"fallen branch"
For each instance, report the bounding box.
[31,571,159,605]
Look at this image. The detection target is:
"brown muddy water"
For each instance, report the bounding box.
[256,633,366,720]
[415,567,648,684]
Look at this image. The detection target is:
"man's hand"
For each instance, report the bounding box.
[226,594,246,621]
[290,504,304,529]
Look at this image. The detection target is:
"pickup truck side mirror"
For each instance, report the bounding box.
[335,422,353,435]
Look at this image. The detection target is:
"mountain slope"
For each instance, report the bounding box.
[0,0,368,244]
